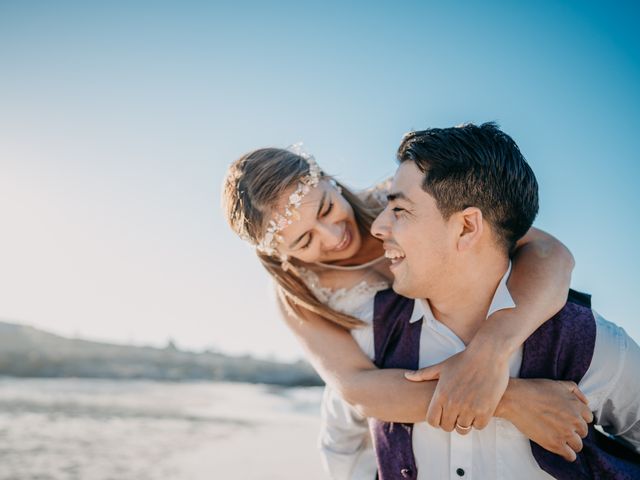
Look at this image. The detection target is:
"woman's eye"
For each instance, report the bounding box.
[300,235,313,249]
[392,207,405,216]
[322,202,334,217]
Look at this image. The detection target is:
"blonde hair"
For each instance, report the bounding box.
[222,148,384,329]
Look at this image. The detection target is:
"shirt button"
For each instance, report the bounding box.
[456,467,465,476]
[400,467,412,477]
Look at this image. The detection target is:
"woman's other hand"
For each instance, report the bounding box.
[496,378,593,461]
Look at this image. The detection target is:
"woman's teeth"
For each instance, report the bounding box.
[333,227,351,251]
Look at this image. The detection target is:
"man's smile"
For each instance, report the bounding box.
[384,244,406,270]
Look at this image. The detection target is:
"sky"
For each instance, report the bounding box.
[1,1,638,361]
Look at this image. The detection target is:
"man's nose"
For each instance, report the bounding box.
[371,208,391,239]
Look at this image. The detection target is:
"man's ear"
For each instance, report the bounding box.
[456,207,484,251]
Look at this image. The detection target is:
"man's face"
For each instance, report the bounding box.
[371,161,456,299]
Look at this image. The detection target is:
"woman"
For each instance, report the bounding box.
[222,145,590,477]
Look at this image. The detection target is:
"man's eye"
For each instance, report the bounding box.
[392,207,405,215]
[322,202,334,217]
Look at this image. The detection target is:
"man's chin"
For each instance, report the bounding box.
[391,278,420,299]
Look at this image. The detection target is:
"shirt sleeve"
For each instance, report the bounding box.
[579,311,640,453]
[318,386,378,480]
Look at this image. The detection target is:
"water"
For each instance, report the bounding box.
[0,378,326,480]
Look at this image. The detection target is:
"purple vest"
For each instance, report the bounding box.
[370,288,640,480]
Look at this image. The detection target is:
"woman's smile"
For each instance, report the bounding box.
[330,223,352,252]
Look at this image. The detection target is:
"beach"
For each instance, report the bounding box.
[0,378,327,480]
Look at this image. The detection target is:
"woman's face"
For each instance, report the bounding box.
[273,179,362,264]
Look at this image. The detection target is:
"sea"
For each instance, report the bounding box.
[0,378,326,480]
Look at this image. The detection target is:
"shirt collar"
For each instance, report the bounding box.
[409,262,515,324]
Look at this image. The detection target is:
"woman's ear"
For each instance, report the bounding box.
[456,207,484,251]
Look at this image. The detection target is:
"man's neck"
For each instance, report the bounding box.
[426,255,510,345]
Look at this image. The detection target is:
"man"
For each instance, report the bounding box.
[367,123,640,479]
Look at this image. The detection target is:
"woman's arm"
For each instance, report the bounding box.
[405,226,575,431]
[278,295,434,420]
[497,378,592,462]
[280,298,590,461]
[485,226,575,351]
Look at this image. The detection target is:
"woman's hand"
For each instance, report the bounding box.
[496,378,593,461]
[404,338,510,432]
[405,227,576,433]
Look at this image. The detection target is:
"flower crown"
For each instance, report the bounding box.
[256,144,322,257]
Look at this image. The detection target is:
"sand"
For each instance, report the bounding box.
[170,416,328,480]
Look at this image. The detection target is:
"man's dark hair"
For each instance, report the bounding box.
[397,122,538,253]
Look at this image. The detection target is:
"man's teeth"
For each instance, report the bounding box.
[384,250,405,260]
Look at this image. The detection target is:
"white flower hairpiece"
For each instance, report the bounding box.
[257,143,322,258]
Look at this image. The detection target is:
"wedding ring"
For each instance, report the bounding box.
[455,422,472,432]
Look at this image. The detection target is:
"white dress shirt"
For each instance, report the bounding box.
[319,265,640,480]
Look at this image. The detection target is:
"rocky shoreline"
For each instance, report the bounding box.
[0,321,322,386]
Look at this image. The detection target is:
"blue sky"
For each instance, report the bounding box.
[1,1,638,360]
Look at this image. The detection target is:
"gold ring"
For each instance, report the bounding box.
[455,422,472,432]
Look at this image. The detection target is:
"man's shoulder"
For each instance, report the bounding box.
[539,289,596,335]
[579,310,637,415]
[521,291,597,382]
[590,310,628,375]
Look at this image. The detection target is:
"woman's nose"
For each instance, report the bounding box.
[317,221,343,248]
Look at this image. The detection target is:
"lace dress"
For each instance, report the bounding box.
[283,179,392,480]
[298,266,387,480]
[298,266,388,360]
[296,177,392,480]
[297,177,391,358]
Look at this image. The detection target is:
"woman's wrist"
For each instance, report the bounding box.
[494,377,519,419]
[468,320,518,365]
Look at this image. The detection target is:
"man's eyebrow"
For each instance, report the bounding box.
[386,191,414,204]
[288,191,327,249]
